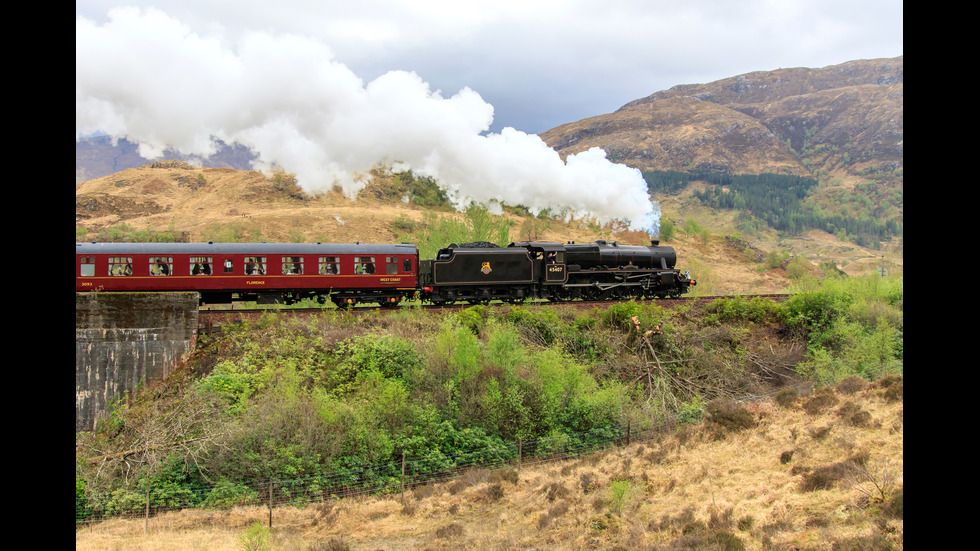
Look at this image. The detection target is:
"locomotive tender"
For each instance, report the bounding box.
[76,239,694,307]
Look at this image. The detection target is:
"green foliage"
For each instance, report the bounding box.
[194,361,258,416]
[200,220,264,243]
[705,296,780,324]
[764,249,789,269]
[456,305,489,335]
[659,218,676,241]
[392,214,416,233]
[789,276,902,383]
[328,334,422,394]
[677,397,705,424]
[683,218,703,236]
[396,171,449,207]
[201,481,259,509]
[84,221,187,243]
[411,204,513,260]
[606,479,638,516]
[644,169,901,245]
[239,522,272,551]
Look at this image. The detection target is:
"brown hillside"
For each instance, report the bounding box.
[541,95,803,176]
[75,379,904,550]
[540,57,903,189]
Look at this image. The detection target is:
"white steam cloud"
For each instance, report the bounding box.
[76,7,660,234]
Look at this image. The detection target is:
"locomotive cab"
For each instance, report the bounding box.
[507,241,567,285]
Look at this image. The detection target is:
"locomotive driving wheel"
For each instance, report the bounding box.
[582,281,605,301]
[548,287,578,302]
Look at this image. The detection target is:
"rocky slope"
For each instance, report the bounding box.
[540,57,903,186]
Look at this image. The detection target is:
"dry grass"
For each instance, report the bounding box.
[76,382,903,550]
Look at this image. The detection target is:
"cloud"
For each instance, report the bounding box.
[76,7,661,233]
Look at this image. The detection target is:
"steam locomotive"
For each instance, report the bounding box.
[75,239,694,307]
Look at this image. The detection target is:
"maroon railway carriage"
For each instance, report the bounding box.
[76,242,419,307]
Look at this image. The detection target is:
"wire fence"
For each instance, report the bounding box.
[76,417,681,527]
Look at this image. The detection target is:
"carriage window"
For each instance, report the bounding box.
[282,256,303,275]
[354,256,376,274]
[386,256,399,275]
[319,256,339,275]
[149,256,172,276]
[190,256,213,275]
[80,257,95,277]
[244,256,266,275]
[223,259,234,273]
[108,257,132,276]
[403,258,412,273]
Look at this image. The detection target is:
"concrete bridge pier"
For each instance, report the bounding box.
[75,292,199,432]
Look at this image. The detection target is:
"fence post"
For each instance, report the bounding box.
[144,487,150,535]
[517,438,522,473]
[401,451,406,505]
[627,420,631,447]
[268,479,273,528]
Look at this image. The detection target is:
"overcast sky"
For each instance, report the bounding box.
[75,1,903,233]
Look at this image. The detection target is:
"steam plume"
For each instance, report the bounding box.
[76,7,661,234]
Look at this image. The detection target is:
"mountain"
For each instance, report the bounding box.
[539,57,903,186]
[75,136,258,184]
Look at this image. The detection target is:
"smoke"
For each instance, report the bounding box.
[76,7,661,234]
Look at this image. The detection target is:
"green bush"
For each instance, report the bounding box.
[706,296,780,324]
[201,481,259,509]
[329,333,422,393]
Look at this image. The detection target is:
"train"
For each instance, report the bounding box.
[75,239,695,307]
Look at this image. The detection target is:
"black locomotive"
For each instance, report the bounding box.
[419,239,694,305]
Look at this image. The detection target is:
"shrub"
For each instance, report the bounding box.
[486,483,505,502]
[799,463,846,491]
[239,522,272,551]
[489,467,519,485]
[392,214,416,233]
[606,479,637,516]
[706,296,779,324]
[774,388,799,408]
[837,401,873,427]
[201,480,259,509]
[333,333,422,386]
[835,375,868,394]
[705,399,755,434]
[803,386,838,415]
[456,305,488,335]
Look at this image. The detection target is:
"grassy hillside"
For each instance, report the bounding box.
[76,274,903,549]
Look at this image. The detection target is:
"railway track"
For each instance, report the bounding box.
[197,294,791,333]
